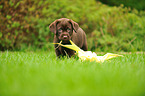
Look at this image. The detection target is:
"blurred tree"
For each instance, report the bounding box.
[97,0,145,10]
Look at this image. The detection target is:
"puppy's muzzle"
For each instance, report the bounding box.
[61,34,70,41]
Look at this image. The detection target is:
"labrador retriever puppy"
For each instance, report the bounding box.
[49,18,87,57]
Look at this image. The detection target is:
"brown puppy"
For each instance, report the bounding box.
[49,18,87,57]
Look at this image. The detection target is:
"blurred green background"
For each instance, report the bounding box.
[0,0,145,52]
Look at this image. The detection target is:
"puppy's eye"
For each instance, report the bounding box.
[67,28,71,32]
[58,29,62,33]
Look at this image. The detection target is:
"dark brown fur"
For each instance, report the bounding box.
[49,18,87,57]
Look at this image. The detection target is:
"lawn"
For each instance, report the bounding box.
[0,51,145,96]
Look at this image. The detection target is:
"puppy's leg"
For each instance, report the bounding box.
[82,37,88,51]
[54,44,62,58]
[82,44,88,51]
[55,49,61,57]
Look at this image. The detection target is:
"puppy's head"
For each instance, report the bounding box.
[49,18,79,43]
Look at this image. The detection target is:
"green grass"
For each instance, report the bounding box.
[0,51,145,96]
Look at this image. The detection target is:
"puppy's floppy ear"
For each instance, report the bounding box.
[69,20,79,33]
[49,20,58,34]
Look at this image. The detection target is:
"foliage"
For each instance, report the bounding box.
[0,51,145,95]
[0,0,52,50]
[0,0,145,51]
[87,5,145,52]
[97,0,145,10]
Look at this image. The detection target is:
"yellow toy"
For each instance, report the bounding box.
[53,40,123,62]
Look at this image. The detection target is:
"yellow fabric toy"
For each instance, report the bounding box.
[53,40,123,62]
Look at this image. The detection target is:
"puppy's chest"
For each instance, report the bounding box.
[59,46,73,52]
[59,46,75,55]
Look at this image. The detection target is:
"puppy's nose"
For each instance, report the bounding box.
[63,35,68,39]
